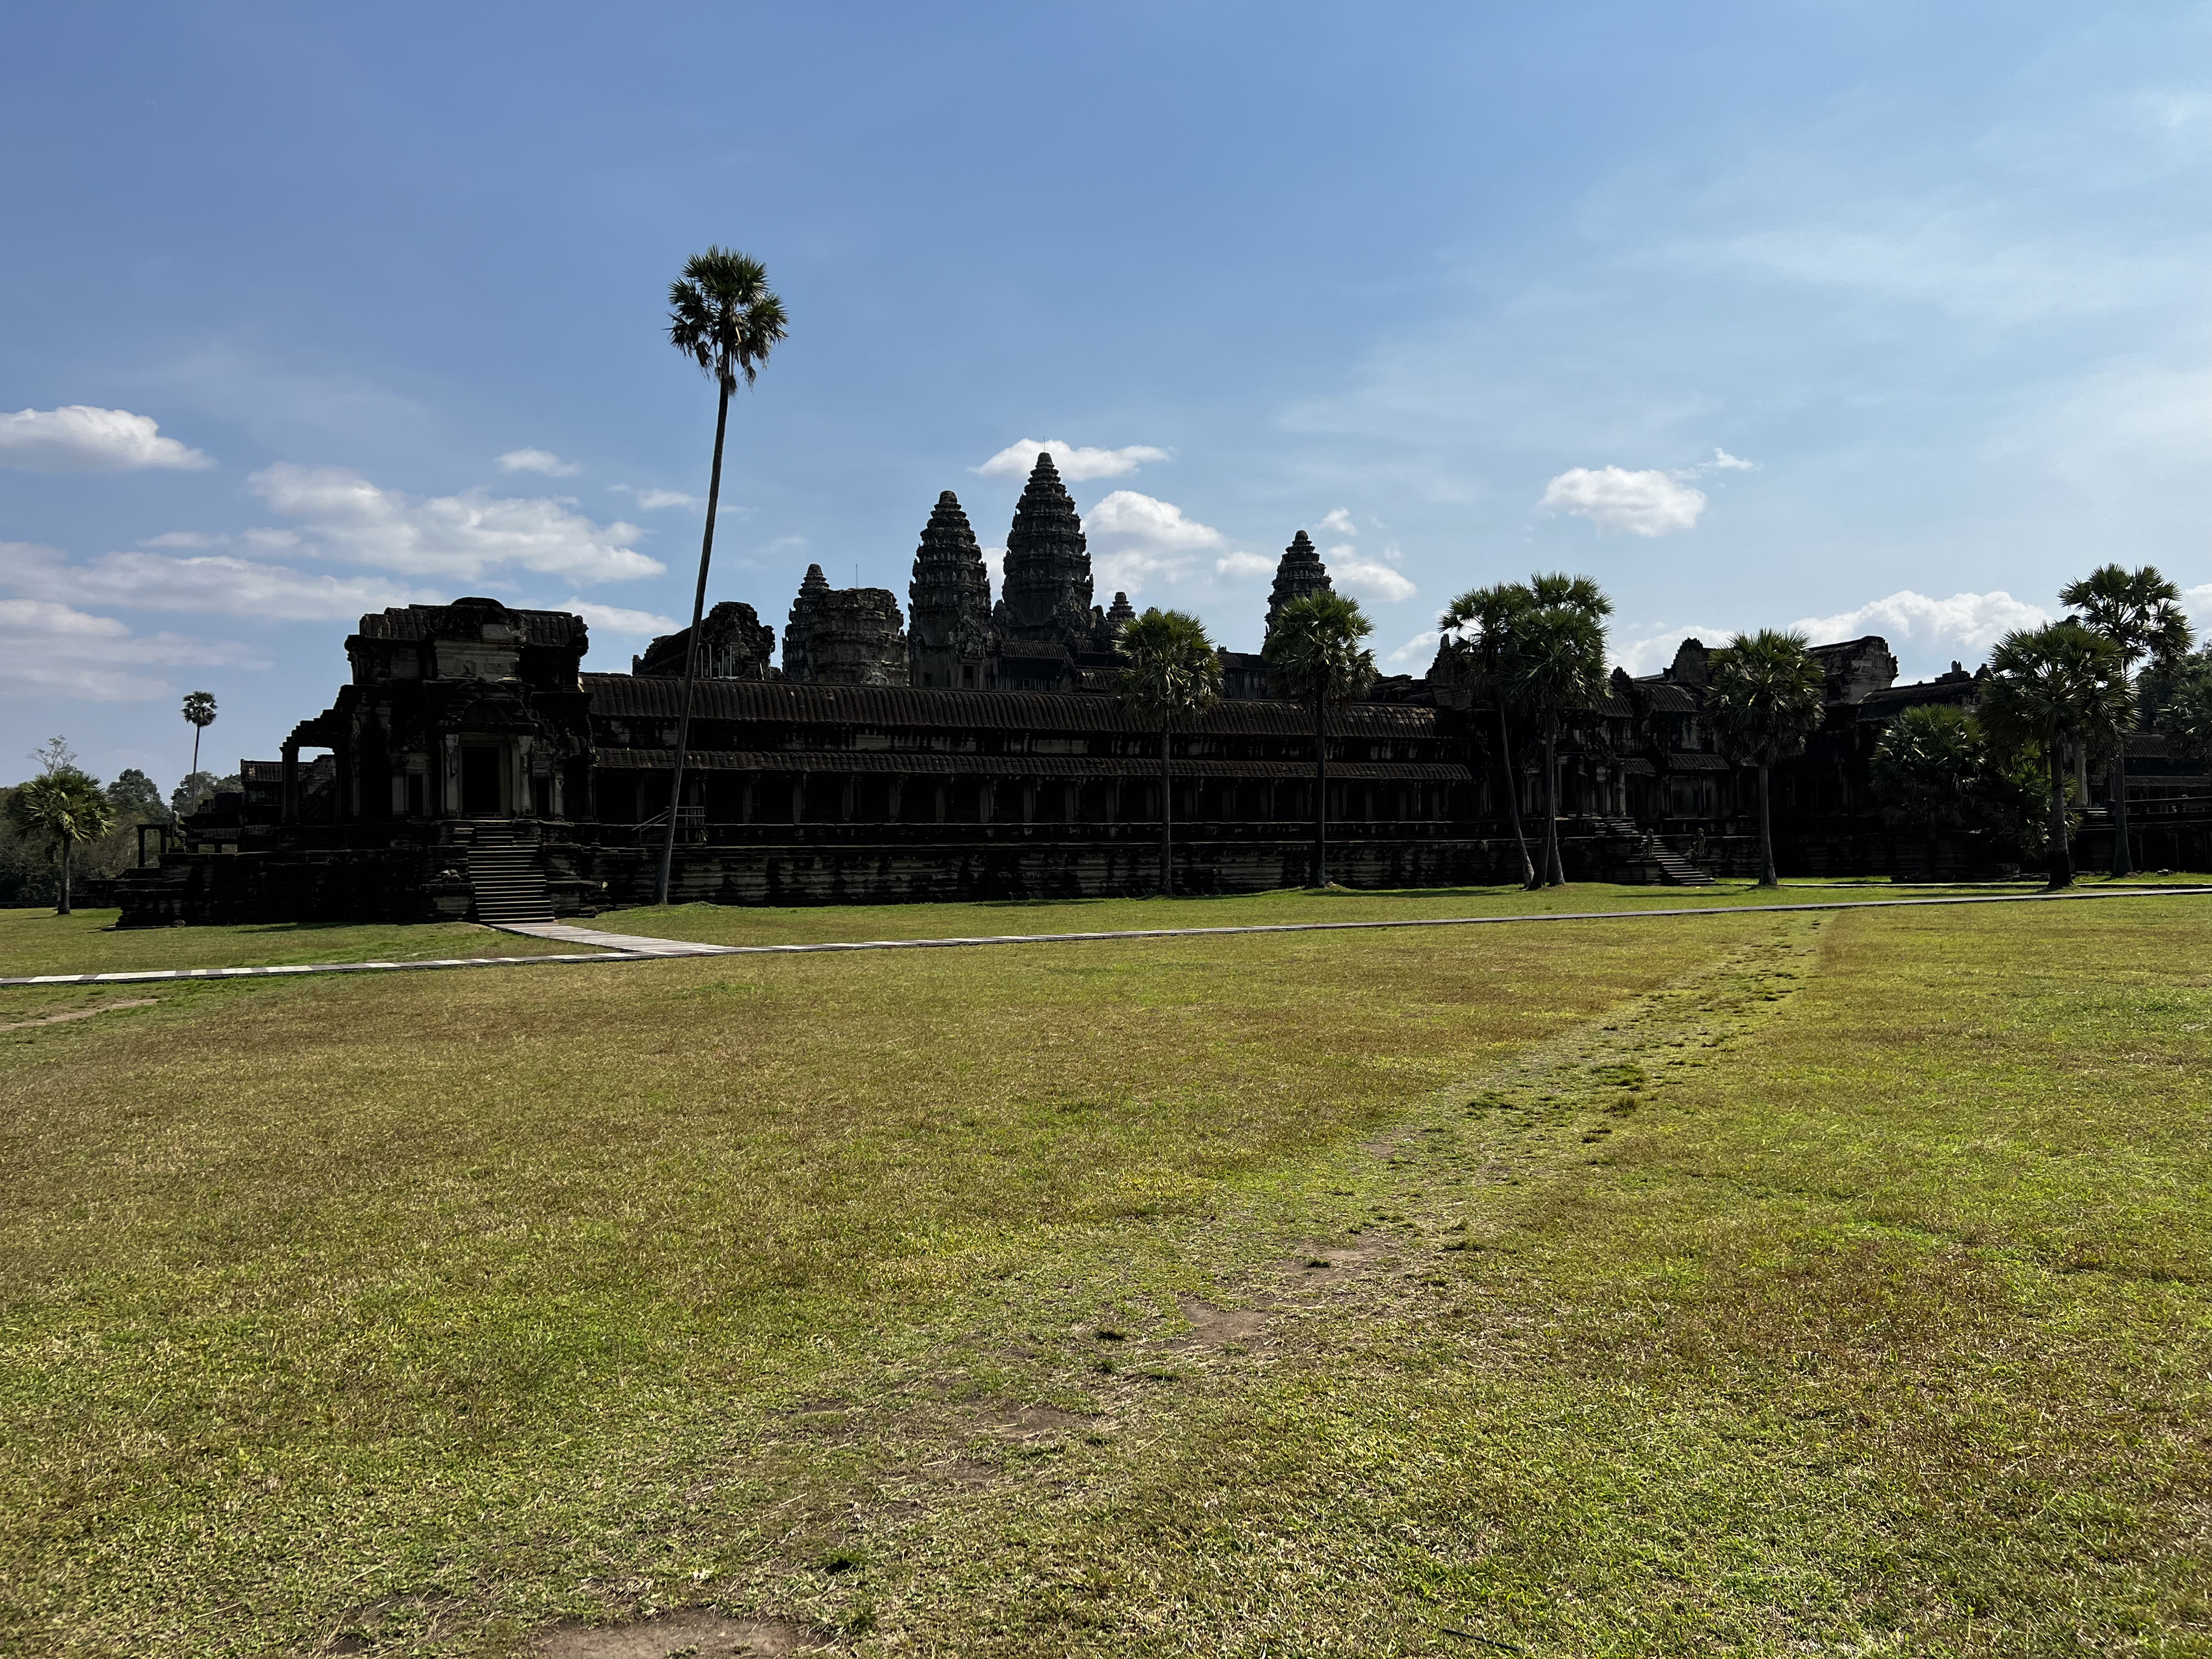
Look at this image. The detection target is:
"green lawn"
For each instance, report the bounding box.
[1,891,2206,1655]
[0,908,580,979]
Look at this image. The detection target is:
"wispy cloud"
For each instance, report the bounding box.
[248,464,660,584]
[0,587,267,702]
[4,541,437,620]
[1084,489,1223,594]
[498,447,580,477]
[554,597,680,635]
[612,484,701,512]
[1215,550,1275,578]
[975,439,1171,482]
[0,405,213,472]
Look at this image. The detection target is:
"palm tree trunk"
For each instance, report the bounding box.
[1159,725,1173,897]
[658,377,733,907]
[189,726,202,790]
[1757,763,1777,887]
[2109,752,2132,877]
[1542,728,1563,886]
[2046,743,2073,888]
[1494,708,1534,887]
[1313,694,1328,888]
[58,832,74,917]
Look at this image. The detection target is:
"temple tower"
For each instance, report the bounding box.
[906,491,996,690]
[783,564,909,686]
[994,452,1093,650]
[1266,531,1334,627]
[1103,591,1136,634]
[633,601,775,680]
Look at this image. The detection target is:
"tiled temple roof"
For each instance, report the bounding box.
[581,675,1442,738]
[355,602,587,646]
[595,748,1471,782]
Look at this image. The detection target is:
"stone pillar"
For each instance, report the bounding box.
[791,774,806,823]
[979,779,995,824]
[889,776,904,823]
[280,741,300,825]
[841,774,857,821]
[740,776,755,825]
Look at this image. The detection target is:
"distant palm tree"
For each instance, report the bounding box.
[2158,648,2212,773]
[1439,582,1536,887]
[658,247,789,906]
[1264,591,1377,888]
[1500,573,1611,888]
[180,690,216,793]
[8,763,115,916]
[1979,621,2132,888]
[1704,629,1828,888]
[1115,608,1223,896]
[2059,564,2193,877]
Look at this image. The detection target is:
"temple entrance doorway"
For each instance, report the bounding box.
[460,744,503,816]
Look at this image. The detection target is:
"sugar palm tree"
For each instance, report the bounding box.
[657,247,789,906]
[180,691,216,794]
[1263,591,1376,888]
[1115,608,1223,896]
[8,763,115,916]
[1979,621,2131,888]
[1439,582,1536,887]
[1703,629,1828,887]
[2059,564,2192,877]
[1499,573,1611,887]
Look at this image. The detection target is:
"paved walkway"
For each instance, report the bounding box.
[3,884,2200,989]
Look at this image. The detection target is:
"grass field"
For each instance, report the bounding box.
[1,886,2207,1655]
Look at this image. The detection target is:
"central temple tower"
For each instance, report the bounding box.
[906,491,996,689]
[994,452,1094,650]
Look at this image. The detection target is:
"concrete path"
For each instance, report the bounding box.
[2,884,2201,989]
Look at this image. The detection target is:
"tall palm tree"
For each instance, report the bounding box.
[8,764,115,917]
[657,247,789,906]
[2058,564,2192,877]
[180,691,216,794]
[1115,608,1223,896]
[1500,573,1611,887]
[1979,621,2131,888]
[1439,583,1535,887]
[1263,591,1376,888]
[1703,629,1828,888]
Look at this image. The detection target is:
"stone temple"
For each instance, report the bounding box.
[121,452,2210,925]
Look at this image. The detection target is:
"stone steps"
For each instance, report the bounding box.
[1649,843,1716,886]
[466,839,556,924]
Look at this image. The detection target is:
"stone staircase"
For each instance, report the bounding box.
[1648,840,1715,886]
[465,830,556,924]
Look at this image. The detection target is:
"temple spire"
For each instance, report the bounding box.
[907,491,995,689]
[1266,530,1334,627]
[996,452,1093,650]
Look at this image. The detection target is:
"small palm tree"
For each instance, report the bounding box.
[1704,629,1828,887]
[1499,573,1611,888]
[1439,583,1536,887]
[1115,608,1223,896]
[2059,564,2193,877]
[658,246,789,905]
[1979,621,2131,888]
[181,690,216,790]
[1263,591,1377,888]
[8,763,116,916]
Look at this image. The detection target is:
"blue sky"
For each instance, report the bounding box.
[4,3,2208,788]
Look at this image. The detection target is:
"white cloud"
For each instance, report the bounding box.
[556,598,681,636]
[0,595,265,702]
[981,545,1006,587]
[621,486,701,512]
[974,439,1172,482]
[498,447,580,477]
[1318,507,1358,536]
[4,541,437,621]
[1083,490,1224,595]
[1389,629,1440,666]
[1215,550,1276,578]
[248,464,661,585]
[1542,466,1708,536]
[0,405,213,472]
[2187,584,2212,630]
[1708,447,1755,471]
[1331,556,1418,604]
[1791,589,2052,655]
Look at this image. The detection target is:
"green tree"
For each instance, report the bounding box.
[8,760,115,916]
[1979,622,2131,888]
[2059,564,2193,875]
[180,691,217,787]
[1704,629,1828,888]
[2155,648,2212,775]
[1498,574,1611,888]
[1870,703,2049,873]
[170,770,237,818]
[1438,583,1536,887]
[658,246,789,906]
[106,768,167,822]
[1264,591,1377,888]
[1115,608,1223,896]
